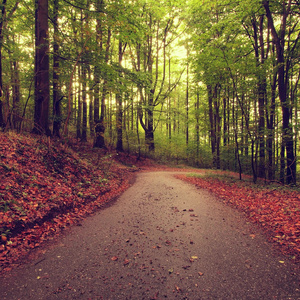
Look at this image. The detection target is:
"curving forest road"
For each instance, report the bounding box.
[0,171,299,299]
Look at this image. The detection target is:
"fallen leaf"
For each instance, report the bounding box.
[111,256,118,261]
[182,265,190,269]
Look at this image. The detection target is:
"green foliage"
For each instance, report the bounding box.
[0,0,299,182]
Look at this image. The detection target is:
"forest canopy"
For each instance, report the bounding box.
[0,0,299,184]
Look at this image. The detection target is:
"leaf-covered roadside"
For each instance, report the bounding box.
[176,174,300,263]
[0,132,138,273]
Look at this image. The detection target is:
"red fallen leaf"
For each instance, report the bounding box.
[123,259,130,265]
[111,256,118,261]
[175,174,300,263]
[182,265,190,269]
[151,291,159,300]
[198,272,204,276]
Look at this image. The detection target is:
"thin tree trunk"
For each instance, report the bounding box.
[93,1,110,148]
[88,66,94,138]
[195,91,200,166]
[52,0,61,137]
[76,67,82,139]
[0,0,6,129]
[116,40,124,152]
[81,64,87,142]
[208,85,216,167]
[214,86,221,169]
[186,57,189,146]
[266,71,277,180]
[11,59,21,130]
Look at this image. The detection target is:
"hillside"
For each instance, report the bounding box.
[0,132,144,272]
[1,132,299,275]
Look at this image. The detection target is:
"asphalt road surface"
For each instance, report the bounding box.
[1,171,299,299]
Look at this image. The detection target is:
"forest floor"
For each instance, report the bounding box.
[0,131,299,275]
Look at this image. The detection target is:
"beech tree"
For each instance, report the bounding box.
[131,0,184,152]
[186,0,299,183]
[93,0,110,148]
[0,0,6,129]
[52,0,61,137]
[32,0,50,135]
[263,0,299,184]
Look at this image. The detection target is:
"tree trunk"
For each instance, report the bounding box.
[88,66,94,138]
[52,0,61,137]
[213,85,221,169]
[186,58,189,146]
[32,0,50,135]
[145,90,155,152]
[264,0,296,184]
[208,84,220,169]
[208,85,216,166]
[195,91,200,165]
[81,64,87,142]
[116,40,124,152]
[0,0,6,129]
[10,59,21,130]
[93,11,110,148]
[266,71,277,181]
[76,67,82,139]
[116,92,123,151]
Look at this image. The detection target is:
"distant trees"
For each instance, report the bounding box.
[0,0,299,184]
[187,0,299,184]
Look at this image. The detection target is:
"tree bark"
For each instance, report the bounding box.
[116,40,124,152]
[263,0,296,184]
[11,59,21,130]
[81,64,87,142]
[186,56,189,146]
[0,0,6,129]
[32,0,50,135]
[76,67,82,139]
[52,0,61,137]
[93,6,110,148]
